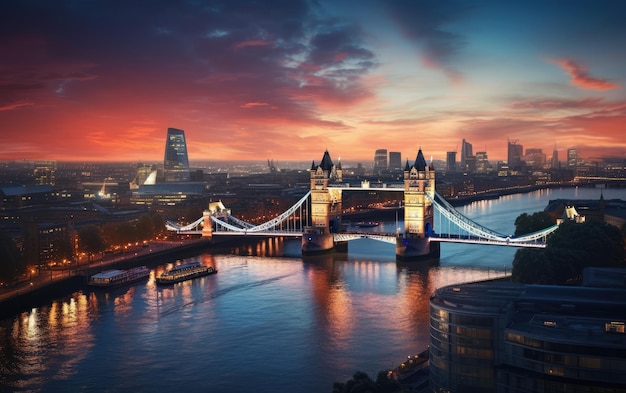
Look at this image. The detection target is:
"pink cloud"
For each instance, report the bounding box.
[235,40,273,49]
[551,59,619,90]
[0,100,33,111]
[240,102,271,109]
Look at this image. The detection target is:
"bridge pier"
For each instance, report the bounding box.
[395,236,440,261]
[301,230,336,255]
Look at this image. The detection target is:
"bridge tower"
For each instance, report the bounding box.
[302,150,343,255]
[396,148,440,260]
[202,200,231,239]
[202,209,213,239]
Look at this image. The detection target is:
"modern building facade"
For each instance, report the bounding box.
[374,149,388,172]
[475,151,493,174]
[446,151,457,172]
[507,139,523,170]
[430,276,626,393]
[568,148,578,174]
[389,151,402,171]
[551,144,560,169]
[461,139,473,171]
[164,128,191,182]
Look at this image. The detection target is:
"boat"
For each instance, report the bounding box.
[354,221,379,228]
[88,266,150,287]
[156,261,217,285]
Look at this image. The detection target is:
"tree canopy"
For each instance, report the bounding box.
[514,212,554,236]
[0,231,26,284]
[78,225,107,257]
[333,371,400,393]
[512,218,625,285]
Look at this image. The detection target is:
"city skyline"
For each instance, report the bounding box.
[1,1,625,163]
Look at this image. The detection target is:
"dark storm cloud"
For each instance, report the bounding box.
[1,0,377,119]
[382,0,471,82]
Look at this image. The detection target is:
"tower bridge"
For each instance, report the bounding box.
[166,148,558,260]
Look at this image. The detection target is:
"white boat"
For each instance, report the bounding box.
[88,266,151,287]
[156,261,217,285]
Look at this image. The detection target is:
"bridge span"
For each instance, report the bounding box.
[166,148,559,259]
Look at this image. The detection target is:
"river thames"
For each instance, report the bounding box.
[1,187,624,393]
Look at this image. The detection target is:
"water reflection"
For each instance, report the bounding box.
[3,186,626,392]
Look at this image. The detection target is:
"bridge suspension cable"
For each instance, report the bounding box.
[428,191,558,243]
[211,191,311,233]
[165,217,204,232]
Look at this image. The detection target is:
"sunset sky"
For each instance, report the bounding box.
[1,0,625,164]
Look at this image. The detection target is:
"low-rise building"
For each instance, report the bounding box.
[429,272,626,392]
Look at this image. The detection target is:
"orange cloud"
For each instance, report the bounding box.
[551,59,619,90]
[241,102,272,109]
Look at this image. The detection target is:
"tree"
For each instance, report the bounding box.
[135,214,154,241]
[78,225,107,262]
[333,370,400,393]
[512,220,625,285]
[547,220,624,268]
[0,231,26,284]
[514,212,554,236]
[151,213,167,238]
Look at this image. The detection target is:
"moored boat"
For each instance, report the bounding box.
[88,266,151,287]
[156,261,217,285]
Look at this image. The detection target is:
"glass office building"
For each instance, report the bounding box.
[430,274,626,392]
[164,128,190,182]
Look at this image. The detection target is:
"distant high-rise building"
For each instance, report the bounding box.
[523,148,546,169]
[446,151,457,172]
[568,148,578,174]
[33,160,56,185]
[507,139,523,170]
[475,151,492,173]
[373,149,388,171]
[461,139,473,171]
[465,155,477,173]
[164,128,191,182]
[389,151,402,171]
[551,144,559,169]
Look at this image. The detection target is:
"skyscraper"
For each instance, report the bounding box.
[475,151,492,173]
[446,151,457,172]
[164,128,191,182]
[389,151,402,171]
[551,144,559,169]
[568,148,578,174]
[460,139,473,171]
[373,149,388,171]
[507,139,523,170]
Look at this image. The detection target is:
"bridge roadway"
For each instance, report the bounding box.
[178,230,546,248]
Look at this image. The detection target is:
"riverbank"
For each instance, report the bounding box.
[0,238,212,318]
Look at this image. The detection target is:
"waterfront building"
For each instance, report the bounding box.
[374,149,388,172]
[164,128,191,182]
[429,274,626,392]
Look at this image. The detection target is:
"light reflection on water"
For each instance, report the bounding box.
[1,187,624,392]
